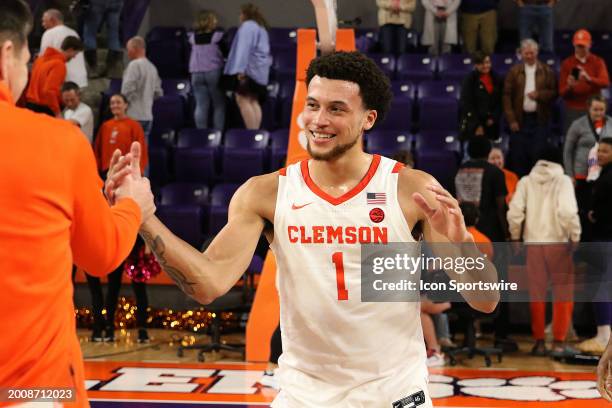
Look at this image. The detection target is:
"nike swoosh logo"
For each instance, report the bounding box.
[291,202,313,210]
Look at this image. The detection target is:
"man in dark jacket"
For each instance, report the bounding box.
[460,52,503,140]
[503,38,557,176]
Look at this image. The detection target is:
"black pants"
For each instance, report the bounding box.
[86,238,149,330]
[269,325,282,364]
[575,180,593,242]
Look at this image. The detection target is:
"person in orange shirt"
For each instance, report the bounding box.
[94,93,148,177]
[25,35,83,117]
[0,1,155,406]
[488,146,519,204]
[460,201,494,260]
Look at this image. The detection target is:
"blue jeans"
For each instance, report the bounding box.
[191,69,226,130]
[379,24,408,55]
[518,5,554,53]
[83,0,124,51]
[508,113,549,177]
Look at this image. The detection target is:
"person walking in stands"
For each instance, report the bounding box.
[189,10,226,130]
[40,8,88,87]
[224,3,272,130]
[559,29,610,136]
[25,35,83,116]
[0,1,154,405]
[508,145,580,356]
[514,0,556,54]
[121,36,163,140]
[460,52,503,140]
[90,93,151,342]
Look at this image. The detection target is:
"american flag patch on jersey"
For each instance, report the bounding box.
[367,192,386,205]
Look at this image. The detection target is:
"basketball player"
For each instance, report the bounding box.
[108,51,499,407]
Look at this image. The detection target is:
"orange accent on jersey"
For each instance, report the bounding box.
[300,154,382,206]
[291,202,313,210]
[392,161,405,173]
[279,167,287,176]
[287,225,388,244]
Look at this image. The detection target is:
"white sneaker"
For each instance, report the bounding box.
[260,369,280,390]
[426,352,446,367]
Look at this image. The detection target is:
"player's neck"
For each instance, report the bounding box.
[309,149,373,190]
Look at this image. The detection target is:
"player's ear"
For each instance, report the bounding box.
[363,109,377,131]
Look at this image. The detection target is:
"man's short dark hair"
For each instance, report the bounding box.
[537,144,563,165]
[588,94,608,108]
[306,51,392,124]
[460,202,479,227]
[61,36,84,51]
[467,137,492,159]
[61,81,80,93]
[0,0,32,51]
[600,137,612,147]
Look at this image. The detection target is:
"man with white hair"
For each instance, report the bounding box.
[503,38,557,176]
[121,36,163,140]
[40,8,87,87]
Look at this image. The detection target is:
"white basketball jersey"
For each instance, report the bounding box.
[271,155,430,408]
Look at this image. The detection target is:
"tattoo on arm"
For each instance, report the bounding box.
[140,231,197,295]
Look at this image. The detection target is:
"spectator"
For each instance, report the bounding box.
[391,149,415,168]
[515,0,556,54]
[376,0,417,55]
[62,81,94,144]
[456,138,515,351]
[576,138,612,354]
[94,94,148,176]
[460,0,498,55]
[460,52,503,140]
[420,0,461,56]
[559,29,610,136]
[189,10,226,130]
[507,145,580,356]
[421,298,451,367]
[25,35,83,116]
[224,3,272,130]
[460,202,494,259]
[83,0,124,77]
[503,39,557,177]
[563,95,612,241]
[488,147,519,204]
[40,8,87,87]
[121,36,163,140]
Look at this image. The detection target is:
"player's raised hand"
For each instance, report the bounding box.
[127,141,143,178]
[104,148,132,205]
[412,184,471,243]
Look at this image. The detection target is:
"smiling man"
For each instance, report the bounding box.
[112,51,499,408]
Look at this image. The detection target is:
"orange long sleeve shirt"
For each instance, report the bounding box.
[468,226,494,260]
[559,53,610,110]
[0,82,141,407]
[25,47,67,115]
[503,168,519,204]
[94,117,148,173]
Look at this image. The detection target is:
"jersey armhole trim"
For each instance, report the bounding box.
[392,162,405,174]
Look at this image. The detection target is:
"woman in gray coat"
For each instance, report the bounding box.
[420,0,461,55]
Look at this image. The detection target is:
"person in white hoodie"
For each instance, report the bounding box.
[507,145,581,356]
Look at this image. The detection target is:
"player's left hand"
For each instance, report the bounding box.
[104,148,133,205]
[412,184,471,243]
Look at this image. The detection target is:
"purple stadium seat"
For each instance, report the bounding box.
[147,26,186,42]
[414,150,459,192]
[391,80,417,99]
[270,129,289,170]
[378,96,413,131]
[222,129,270,182]
[156,205,205,248]
[162,78,191,99]
[146,27,189,78]
[177,128,222,148]
[106,78,122,95]
[492,133,510,154]
[396,54,436,82]
[272,49,297,81]
[209,184,241,235]
[160,183,209,206]
[278,80,297,128]
[490,54,517,76]
[151,95,187,136]
[540,54,560,73]
[417,80,461,100]
[148,146,169,188]
[415,131,461,154]
[418,98,459,132]
[269,27,298,48]
[262,81,280,130]
[365,130,413,157]
[367,53,397,79]
[437,54,473,81]
[355,28,377,53]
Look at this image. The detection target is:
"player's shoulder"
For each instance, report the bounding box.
[397,167,437,194]
[234,171,280,203]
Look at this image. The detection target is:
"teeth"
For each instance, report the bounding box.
[312,131,334,139]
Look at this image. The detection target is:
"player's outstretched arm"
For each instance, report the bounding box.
[598,337,612,401]
[139,178,268,305]
[399,169,500,313]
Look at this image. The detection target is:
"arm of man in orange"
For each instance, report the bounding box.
[70,130,143,276]
[588,59,610,88]
[43,61,66,115]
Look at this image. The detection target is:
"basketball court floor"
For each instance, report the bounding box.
[80,329,606,407]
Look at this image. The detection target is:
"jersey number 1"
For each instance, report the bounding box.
[332,252,348,301]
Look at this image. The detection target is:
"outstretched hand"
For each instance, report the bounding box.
[412,184,471,243]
